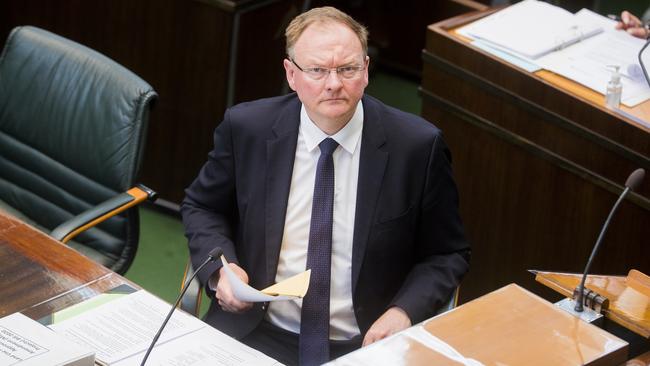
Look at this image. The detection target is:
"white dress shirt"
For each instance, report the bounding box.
[265,101,363,340]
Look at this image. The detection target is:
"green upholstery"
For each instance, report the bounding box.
[0,26,157,274]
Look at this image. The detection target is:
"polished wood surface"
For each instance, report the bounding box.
[0,0,305,203]
[422,7,650,305]
[334,284,628,365]
[537,70,650,129]
[0,210,134,320]
[535,270,650,338]
[627,350,650,366]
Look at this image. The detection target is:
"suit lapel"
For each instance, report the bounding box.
[351,97,387,294]
[264,98,300,285]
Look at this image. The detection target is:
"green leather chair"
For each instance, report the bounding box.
[0,26,157,274]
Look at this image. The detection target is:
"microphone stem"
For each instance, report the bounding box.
[140,255,217,366]
[575,187,630,312]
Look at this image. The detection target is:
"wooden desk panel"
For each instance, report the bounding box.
[535,270,650,338]
[425,285,628,366]
[0,211,134,319]
[332,284,628,366]
[421,8,650,304]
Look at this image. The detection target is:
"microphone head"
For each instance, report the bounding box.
[625,168,646,191]
[208,247,223,260]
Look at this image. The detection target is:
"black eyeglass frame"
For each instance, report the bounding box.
[288,58,367,80]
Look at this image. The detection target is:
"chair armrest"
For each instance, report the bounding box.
[179,259,203,317]
[51,184,157,243]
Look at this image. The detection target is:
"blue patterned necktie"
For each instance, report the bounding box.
[299,138,338,366]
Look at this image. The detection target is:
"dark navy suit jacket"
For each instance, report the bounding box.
[181,93,470,339]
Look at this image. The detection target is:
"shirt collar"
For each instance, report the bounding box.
[300,101,364,154]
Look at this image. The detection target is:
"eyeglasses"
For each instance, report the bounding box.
[290,58,366,80]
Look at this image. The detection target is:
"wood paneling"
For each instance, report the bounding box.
[0,0,303,203]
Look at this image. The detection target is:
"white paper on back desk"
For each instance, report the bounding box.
[49,290,281,365]
[0,312,94,366]
[535,10,650,107]
[457,0,603,59]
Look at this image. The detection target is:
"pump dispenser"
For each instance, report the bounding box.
[605,65,622,109]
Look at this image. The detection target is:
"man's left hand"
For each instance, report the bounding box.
[362,307,412,347]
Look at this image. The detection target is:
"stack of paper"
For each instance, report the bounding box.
[0,312,94,366]
[47,290,281,365]
[457,0,650,107]
[535,12,650,107]
[458,0,603,59]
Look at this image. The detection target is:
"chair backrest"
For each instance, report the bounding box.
[0,26,157,274]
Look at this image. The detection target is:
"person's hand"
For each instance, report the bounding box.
[214,263,253,313]
[362,307,412,347]
[616,11,648,39]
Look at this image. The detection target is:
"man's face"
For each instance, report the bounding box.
[284,21,369,128]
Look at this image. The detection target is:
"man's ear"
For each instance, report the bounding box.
[284,59,296,91]
[363,55,370,86]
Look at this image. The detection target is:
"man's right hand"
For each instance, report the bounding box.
[213,263,254,313]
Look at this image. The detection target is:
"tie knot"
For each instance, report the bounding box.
[319,138,338,156]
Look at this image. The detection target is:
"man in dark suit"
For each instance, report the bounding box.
[181,6,469,366]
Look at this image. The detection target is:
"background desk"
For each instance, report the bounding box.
[0,210,135,320]
[421,8,650,304]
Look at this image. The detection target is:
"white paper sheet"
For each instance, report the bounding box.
[49,290,205,365]
[220,256,299,302]
[0,312,94,366]
[457,0,602,59]
[326,324,483,366]
[537,25,650,107]
[111,327,282,366]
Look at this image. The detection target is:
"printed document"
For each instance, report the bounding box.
[0,312,94,366]
[48,290,280,365]
[112,327,282,366]
[537,11,650,107]
[457,0,603,59]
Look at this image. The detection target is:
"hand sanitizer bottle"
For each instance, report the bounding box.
[605,65,622,109]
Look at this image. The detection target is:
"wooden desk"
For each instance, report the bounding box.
[331,284,628,365]
[535,270,650,339]
[421,7,650,304]
[0,210,134,320]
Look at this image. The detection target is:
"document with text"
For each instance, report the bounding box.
[537,13,650,107]
[0,312,94,366]
[113,326,282,366]
[457,0,603,59]
[48,290,280,365]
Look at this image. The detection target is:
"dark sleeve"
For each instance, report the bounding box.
[389,133,471,323]
[180,110,240,289]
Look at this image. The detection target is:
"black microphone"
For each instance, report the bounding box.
[140,246,223,366]
[574,168,645,312]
